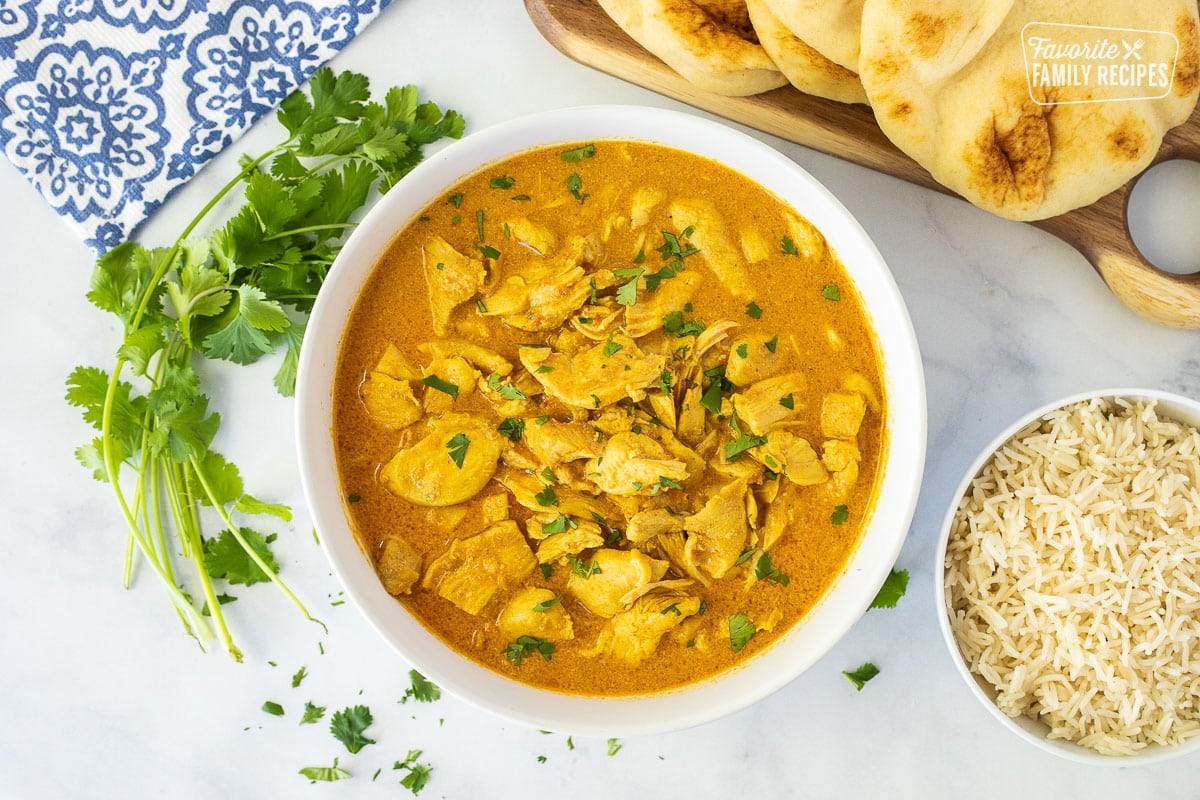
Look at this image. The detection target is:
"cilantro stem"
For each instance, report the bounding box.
[188,456,325,634]
[177,460,240,660]
[263,222,355,241]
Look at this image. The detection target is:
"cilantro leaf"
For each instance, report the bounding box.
[395,750,434,795]
[445,433,470,468]
[330,705,376,754]
[291,666,307,688]
[843,662,879,691]
[262,700,284,716]
[728,614,756,653]
[402,670,441,704]
[504,636,555,666]
[300,702,326,725]
[202,528,279,586]
[299,758,350,783]
[497,417,525,442]
[869,568,910,609]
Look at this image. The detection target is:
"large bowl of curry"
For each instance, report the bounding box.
[296,105,926,735]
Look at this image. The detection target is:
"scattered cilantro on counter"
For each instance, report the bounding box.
[395,750,433,795]
[300,702,326,725]
[299,759,351,783]
[869,568,910,610]
[401,670,441,704]
[291,666,307,688]
[262,701,284,717]
[330,705,376,754]
[844,662,880,691]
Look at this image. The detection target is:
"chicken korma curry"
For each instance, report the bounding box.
[332,140,886,695]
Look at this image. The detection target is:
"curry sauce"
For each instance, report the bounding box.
[332,140,885,695]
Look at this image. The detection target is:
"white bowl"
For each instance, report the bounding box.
[935,387,1200,765]
[296,105,927,735]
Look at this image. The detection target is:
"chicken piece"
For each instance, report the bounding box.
[756,430,827,486]
[421,520,537,615]
[519,336,666,409]
[570,298,624,341]
[684,480,750,579]
[630,186,666,229]
[375,535,421,595]
[421,356,479,415]
[536,522,605,564]
[740,228,771,264]
[497,587,575,642]
[506,217,557,256]
[360,372,422,430]
[567,547,669,618]
[418,340,512,377]
[584,590,702,666]
[760,480,799,550]
[423,235,486,336]
[821,391,866,440]
[479,492,510,526]
[668,199,754,300]
[379,414,503,507]
[619,577,695,607]
[842,372,881,414]
[495,466,611,521]
[427,505,469,530]
[585,432,689,497]
[656,531,710,585]
[824,458,859,503]
[591,405,639,436]
[646,391,677,431]
[375,344,421,380]
[624,268,701,338]
[626,508,685,544]
[482,238,613,331]
[785,210,829,262]
[731,372,807,436]
[822,439,861,472]
[725,333,784,386]
[676,381,707,445]
[656,428,707,481]
[522,420,603,466]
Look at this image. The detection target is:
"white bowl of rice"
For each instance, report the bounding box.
[937,388,1200,764]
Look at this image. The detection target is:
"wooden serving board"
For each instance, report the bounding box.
[525,0,1200,328]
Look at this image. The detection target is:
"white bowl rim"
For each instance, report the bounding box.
[296,103,927,736]
[934,386,1200,765]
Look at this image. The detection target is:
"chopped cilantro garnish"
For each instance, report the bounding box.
[658,370,672,394]
[533,595,562,613]
[478,244,501,259]
[614,267,644,306]
[489,175,515,189]
[486,372,526,400]
[728,614,756,653]
[765,335,778,353]
[497,417,525,442]
[566,173,588,204]
[660,602,682,616]
[869,568,910,609]
[831,504,849,525]
[843,662,879,691]
[781,235,798,255]
[745,301,763,319]
[447,193,464,208]
[699,382,724,415]
[445,433,470,468]
[505,635,555,665]
[607,738,623,756]
[566,555,601,579]
[601,334,624,357]
[539,563,554,579]
[735,343,749,359]
[663,309,706,337]
[541,515,571,535]
[534,485,558,507]
[822,284,842,301]
[475,298,488,313]
[540,466,557,483]
[754,552,790,585]
[420,374,458,399]
[725,430,767,461]
[560,143,596,162]
[780,393,795,410]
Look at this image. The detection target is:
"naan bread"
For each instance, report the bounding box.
[859,0,1200,220]
[745,0,867,104]
[598,0,788,96]
[760,0,864,72]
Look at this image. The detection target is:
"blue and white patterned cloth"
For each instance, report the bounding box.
[0,0,393,253]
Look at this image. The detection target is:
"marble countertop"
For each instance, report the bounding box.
[3,1,1199,797]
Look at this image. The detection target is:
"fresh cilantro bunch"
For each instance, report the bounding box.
[66,68,464,661]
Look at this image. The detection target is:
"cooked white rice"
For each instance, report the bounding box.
[945,397,1200,756]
